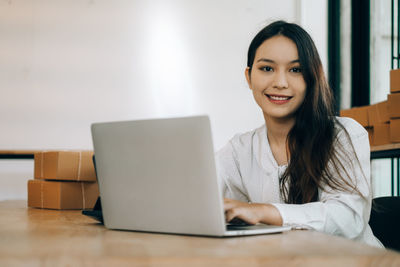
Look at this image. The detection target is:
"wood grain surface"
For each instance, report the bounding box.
[0,200,399,266]
[371,142,400,152]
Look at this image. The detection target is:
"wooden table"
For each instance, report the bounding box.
[1,200,399,266]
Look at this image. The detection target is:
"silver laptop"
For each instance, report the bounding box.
[91,115,291,236]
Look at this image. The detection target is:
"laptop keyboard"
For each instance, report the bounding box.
[226,218,255,230]
[226,224,274,231]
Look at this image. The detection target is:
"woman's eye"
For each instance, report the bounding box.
[290,67,302,73]
[260,66,273,72]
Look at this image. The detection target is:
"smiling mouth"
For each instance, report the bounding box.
[265,94,293,101]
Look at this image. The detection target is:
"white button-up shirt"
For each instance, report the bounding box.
[216,117,384,248]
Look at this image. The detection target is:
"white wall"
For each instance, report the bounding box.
[0,0,327,200]
[370,0,392,105]
[1,0,328,151]
[296,0,328,73]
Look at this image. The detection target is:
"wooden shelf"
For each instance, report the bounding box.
[371,143,400,152]
[0,150,39,159]
[0,150,40,155]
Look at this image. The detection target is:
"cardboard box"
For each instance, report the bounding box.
[390,69,400,93]
[366,127,373,146]
[388,93,400,119]
[390,119,400,142]
[340,106,369,127]
[34,151,96,181]
[339,109,353,118]
[372,123,391,146]
[27,180,99,210]
[368,101,390,125]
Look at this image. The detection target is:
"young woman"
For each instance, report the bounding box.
[217,20,383,248]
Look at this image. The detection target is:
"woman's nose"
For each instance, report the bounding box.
[272,71,289,89]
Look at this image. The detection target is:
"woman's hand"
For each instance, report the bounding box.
[224,198,283,226]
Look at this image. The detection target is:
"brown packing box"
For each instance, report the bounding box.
[372,123,391,146]
[368,101,390,125]
[339,109,353,118]
[390,119,400,142]
[34,152,42,179]
[27,180,99,210]
[366,127,373,146]
[388,93,400,119]
[340,106,369,127]
[34,151,96,182]
[390,69,400,93]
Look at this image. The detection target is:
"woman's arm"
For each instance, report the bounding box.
[216,140,250,202]
[224,125,372,239]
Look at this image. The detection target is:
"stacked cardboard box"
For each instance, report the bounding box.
[340,105,375,145]
[27,151,99,210]
[340,69,400,146]
[389,70,400,142]
[368,101,390,146]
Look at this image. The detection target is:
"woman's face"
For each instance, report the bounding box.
[246,35,306,123]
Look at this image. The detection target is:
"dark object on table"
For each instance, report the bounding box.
[82,197,103,224]
[82,155,103,224]
[369,196,400,251]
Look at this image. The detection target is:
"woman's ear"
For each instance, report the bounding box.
[245,67,252,89]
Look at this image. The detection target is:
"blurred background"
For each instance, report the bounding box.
[0,0,326,151]
[0,0,326,200]
[1,0,394,200]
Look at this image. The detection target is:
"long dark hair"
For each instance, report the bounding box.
[247,21,364,204]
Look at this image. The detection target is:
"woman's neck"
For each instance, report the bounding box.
[264,114,295,147]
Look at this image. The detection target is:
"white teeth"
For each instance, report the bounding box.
[268,95,290,100]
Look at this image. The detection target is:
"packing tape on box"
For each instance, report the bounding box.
[81,182,86,209]
[40,181,44,209]
[77,151,82,181]
[41,153,44,178]
[39,150,51,179]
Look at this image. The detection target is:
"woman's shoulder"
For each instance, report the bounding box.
[335,116,368,139]
[229,124,266,147]
[218,124,266,153]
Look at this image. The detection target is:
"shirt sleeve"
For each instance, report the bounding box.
[215,140,250,203]
[271,125,372,239]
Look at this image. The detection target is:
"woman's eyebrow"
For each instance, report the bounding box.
[256,58,300,63]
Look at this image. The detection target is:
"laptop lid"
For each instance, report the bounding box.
[91,115,227,236]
